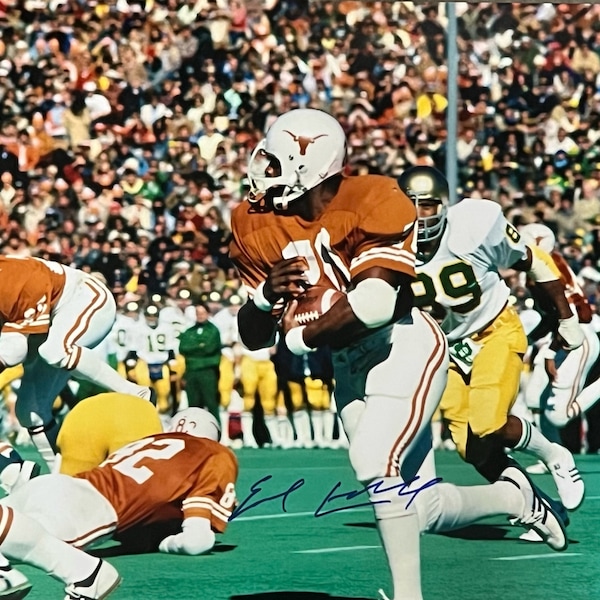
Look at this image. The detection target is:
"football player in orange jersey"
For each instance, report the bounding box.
[229,108,567,600]
[520,223,600,429]
[0,256,154,481]
[0,408,236,599]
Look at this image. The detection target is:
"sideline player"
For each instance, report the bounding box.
[0,408,237,599]
[0,256,154,478]
[229,108,568,600]
[398,166,586,511]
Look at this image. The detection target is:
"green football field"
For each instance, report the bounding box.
[10,447,600,600]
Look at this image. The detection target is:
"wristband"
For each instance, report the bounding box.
[285,326,315,355]
[252,281,275,312]
[558,313,585,350]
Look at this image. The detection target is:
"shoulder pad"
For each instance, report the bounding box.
[447,198,503,255]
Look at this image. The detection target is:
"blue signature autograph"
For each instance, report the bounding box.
[229,475,442,521]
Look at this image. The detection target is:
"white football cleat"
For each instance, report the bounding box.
[0,461,40,495]
[500,466,568,552]
[518,529,544,543]
[64,560,121,600]
[0,565,32,599]
[547,443,585,511]
[526,460,549,475]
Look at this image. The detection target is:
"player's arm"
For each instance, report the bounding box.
[512,245,584,351]
[237,257,309,350]
[159,453,238,555]
[282,265,411,353]
[158,516,215,556]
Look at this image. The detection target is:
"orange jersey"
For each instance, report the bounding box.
[76,432,238,533]
[551,251,592,323]
[230,174,417,305]
[0,255,66,334]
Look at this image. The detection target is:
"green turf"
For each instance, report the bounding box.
[9,446,600,599]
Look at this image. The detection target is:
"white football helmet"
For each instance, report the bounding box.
[397,166,449,244]
[519,223,556,254]
[167,408,221,441]
[247,108,347,210]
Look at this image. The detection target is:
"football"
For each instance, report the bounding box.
[292,285,344,325]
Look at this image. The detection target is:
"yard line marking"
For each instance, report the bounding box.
[234,507,372,522]
[491,553,582,561]
[293,545,381,554]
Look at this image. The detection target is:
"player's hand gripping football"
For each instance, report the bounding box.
[263,257,309,305]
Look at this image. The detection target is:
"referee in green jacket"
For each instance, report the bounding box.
[178,302,222,422]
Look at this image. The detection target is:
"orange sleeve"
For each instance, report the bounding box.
[184,452,239,533]
[348,186,417,279]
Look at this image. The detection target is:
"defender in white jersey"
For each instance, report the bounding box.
[399,166,586,511]
[129,305,181,415]
[106,301,145,366]
[159,288,196,336]
[211,295,244,445]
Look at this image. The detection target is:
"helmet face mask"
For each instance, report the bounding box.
[397,166,449,247]
[247,109,347,210]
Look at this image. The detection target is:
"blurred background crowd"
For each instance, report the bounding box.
[1,0,600,450]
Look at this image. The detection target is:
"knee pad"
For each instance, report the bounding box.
[0,333,28,367]
[348,440,388,484]
[37,340,71,369]
[464,426,509,482]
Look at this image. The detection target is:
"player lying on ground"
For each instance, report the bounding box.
[0,408,237,599]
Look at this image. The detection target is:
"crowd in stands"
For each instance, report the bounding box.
[1,0,600,449]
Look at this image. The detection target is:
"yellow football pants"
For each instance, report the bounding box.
[240,357,278,414]
[219,355,235,409]
[440,305,528,458]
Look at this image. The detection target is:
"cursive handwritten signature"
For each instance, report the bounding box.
[229,474,442,521]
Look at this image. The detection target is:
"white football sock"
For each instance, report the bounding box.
[73,347,148,397]
[513,416,557,463]
[293,409,313,448]
[264,415,281,447]
[277,414,294,449]
[423,480,522,533]
[0,505,99,584]
[311,411,325,447]
[219,408,231,444]
[372,480,423,600]
[241,411,258,447]
[28,418,60,472]
[322,410,335,446]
